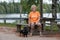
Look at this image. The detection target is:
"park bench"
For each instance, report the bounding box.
[16,17,57,35]
[56,19,60,28]
[57,24,60,28]
[16,18,44,35]
[41,18,57,34]
[16,23,28,32]
[16,18,28,32]
[57,22,60,29]
[41,18,55,26]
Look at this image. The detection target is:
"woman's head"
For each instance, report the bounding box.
[31,5,37,12]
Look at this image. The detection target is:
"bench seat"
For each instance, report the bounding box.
[16,23,28,32]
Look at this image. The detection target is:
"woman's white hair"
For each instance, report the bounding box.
[31,5,36,10]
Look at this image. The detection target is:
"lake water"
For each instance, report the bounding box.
[0,13,60,23]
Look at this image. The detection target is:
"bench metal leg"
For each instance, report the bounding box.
[16,25,21,32]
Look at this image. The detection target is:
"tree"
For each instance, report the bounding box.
[0,0,59,14]
[0,5,5,14]
[9,3,15,13]
[20,0,40,13]
[43,4,52,13]
[57,1,60,13]
[2,1,8,14]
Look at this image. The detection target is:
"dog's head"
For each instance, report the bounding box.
[23,25,29,31]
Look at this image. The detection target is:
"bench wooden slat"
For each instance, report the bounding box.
[16,23,28,26]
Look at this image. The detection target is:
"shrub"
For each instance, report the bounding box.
[51,24,59,32]
[44,26,51,31]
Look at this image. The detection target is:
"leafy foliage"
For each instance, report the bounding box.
[44,23,59,31]
[0,0,60,14]
[0,1,20,14]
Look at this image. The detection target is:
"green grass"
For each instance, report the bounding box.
[44,24,59,31]
[0,23,16,28]
[44,26,51,31]
[0,23,59,32]
[51,24,59,31]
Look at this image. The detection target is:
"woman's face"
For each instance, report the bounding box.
[32,6,36,12]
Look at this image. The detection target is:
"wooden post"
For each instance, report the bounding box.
[52,0,57,19]
[40,0,43,32]
[20,0,22,23]
[40,0,43,18]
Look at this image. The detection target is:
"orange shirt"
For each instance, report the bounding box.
[29,11,40,23]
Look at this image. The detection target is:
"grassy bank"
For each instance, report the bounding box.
[0,23,16,28]
[0,23,59,32]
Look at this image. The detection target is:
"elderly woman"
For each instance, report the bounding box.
[28,5,42,36]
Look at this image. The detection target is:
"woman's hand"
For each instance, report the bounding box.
[36,21,40,25]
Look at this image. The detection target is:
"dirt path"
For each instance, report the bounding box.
[0,32,59,40]
[0,27,60,40]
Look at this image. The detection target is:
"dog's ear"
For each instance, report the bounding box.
[24,27,28,29]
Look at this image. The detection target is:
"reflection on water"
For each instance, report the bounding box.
[0,13,28,23]
[0,13,60,23]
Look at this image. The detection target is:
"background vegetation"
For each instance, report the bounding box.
[0,0,60,31]
[0,0,60,14]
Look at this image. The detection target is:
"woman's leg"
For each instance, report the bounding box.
[30,23,34,36]
[36,22,42,36]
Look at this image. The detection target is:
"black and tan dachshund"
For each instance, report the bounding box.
[20,26,29,37]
